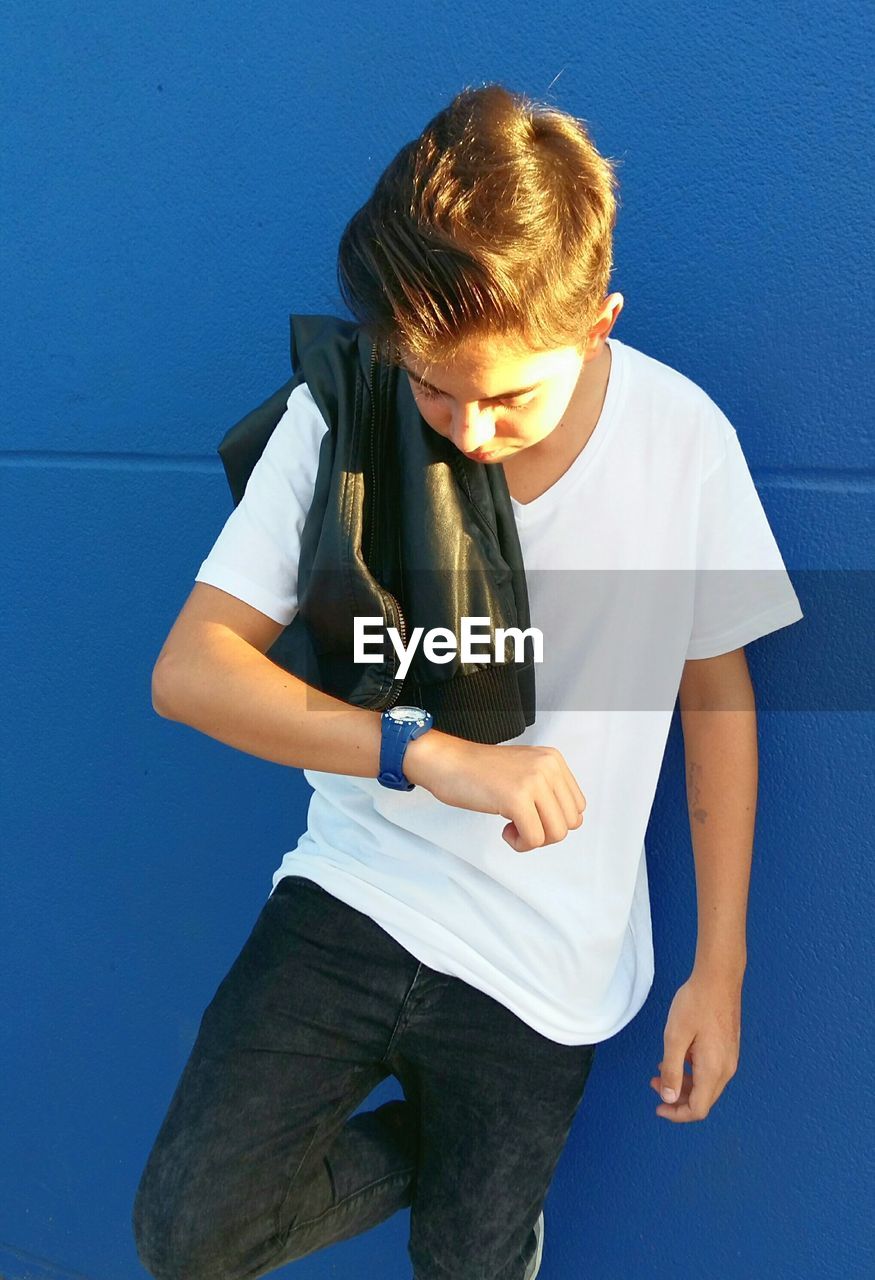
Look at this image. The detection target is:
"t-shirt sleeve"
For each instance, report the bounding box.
[686,405,804,659]
[194,382,328,625]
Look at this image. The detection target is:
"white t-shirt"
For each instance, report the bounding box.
[195,336,803,1045]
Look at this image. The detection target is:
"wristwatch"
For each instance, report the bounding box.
[378,705,434,790]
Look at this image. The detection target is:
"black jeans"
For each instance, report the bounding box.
[132,875,597,1280]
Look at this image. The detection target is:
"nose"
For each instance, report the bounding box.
[451,404,497,453]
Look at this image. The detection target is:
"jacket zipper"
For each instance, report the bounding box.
[368,342,408,710]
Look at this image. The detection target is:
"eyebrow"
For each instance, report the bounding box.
[396,359,543,402]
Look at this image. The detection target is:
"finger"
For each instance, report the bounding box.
[656,1063,721,1122]
[649,1072,693,1103]
[653,1069,693,1119]
[686,1061,724,1121]
[558,763,587,813]
[503,800,544,852]
[555,777,586,831]
[655,1097,698,1122]
[658,1046,689,1105]
[533,781,575,845]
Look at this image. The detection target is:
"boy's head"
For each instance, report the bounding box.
[336,81,623,458]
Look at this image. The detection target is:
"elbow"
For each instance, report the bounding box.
[151,656,177,718]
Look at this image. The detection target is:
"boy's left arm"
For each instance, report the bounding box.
[650,646,757,1124]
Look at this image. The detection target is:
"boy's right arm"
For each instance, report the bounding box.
[152,582,456,782]
[152,583,586,851]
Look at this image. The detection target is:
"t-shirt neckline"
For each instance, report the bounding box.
[509,336,625,522]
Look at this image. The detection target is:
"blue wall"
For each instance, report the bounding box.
[2,2,871,1276]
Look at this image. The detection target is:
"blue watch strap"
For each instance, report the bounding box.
[378,709,433,790]
[379,716,414,791]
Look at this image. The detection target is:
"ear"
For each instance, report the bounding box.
[598,292,624,336]
[580,294,624,358]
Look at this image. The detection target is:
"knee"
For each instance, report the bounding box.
[131,1163,309,1280]
[132,1210,230,1280]
[130,1186,177,1280]
[131,1170,222,1280]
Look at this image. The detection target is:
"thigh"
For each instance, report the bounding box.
[390,973,597,1280]
[132,877,400,1274]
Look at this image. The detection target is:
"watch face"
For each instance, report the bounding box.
[388,706,425,723]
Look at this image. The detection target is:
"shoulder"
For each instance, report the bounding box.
[259,380,331,473]
[237,380,331,516]
[274,380,330,446]
[612,337,735,477]
[614,336,723,417]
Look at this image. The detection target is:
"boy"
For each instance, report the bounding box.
[132,84,804,1280]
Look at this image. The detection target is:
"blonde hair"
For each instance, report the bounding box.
[336,81,622,372]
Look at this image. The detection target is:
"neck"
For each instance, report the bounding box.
[542,339,613,461]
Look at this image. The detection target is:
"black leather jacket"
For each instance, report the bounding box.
[216,313,537,745]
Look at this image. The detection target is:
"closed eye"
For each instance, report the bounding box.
[413,380,534,411]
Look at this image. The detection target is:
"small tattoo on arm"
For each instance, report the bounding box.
[688,761,708,824]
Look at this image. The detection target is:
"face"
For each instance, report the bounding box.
[399,340,585,462]
[396,293,623,462]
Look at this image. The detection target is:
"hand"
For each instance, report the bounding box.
[404,730,586,853]
[649,970,742,1123]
